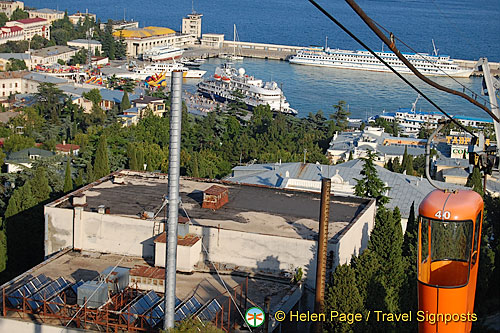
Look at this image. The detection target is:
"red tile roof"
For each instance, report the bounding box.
[2,26,23,32]
[55,143,80,152]
[14,18,47,24]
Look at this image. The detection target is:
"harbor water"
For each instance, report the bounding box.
[25,0,500,119]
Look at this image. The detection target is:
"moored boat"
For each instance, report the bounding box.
[197,63,297,115]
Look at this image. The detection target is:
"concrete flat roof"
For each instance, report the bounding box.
[53,171,371,241]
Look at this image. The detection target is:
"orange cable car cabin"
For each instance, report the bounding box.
[417,189,483,333]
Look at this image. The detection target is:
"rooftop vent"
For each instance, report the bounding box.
[202,185,229,210]
[72,193,87,206]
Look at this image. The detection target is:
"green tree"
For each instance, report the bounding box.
[121,91,131,111]
[10,8,28,20]
[466,167,483,196]
[0,12,8,26]
[93,135,110,179]
[75,168,84,187]
[0,226,6,273]
[2,134,35,153]
[354,150,390,206]
[63,159,73,192]
[83,88,102,106]
[29,167,52,203]
[101,19,116,60]
[325,264,364,333]
[69,49,87,65]
[367,206,405,318]
[348,150,353,161]
[127,143,138,170]
[86,160,95,183]
[6,58,27,71]
[115,31,127,59]
[5,182,37,218]
[331,100,350,131]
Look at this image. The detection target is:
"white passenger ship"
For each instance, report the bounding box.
[289,44,473,77]
[374,96,492,136]
[116,63,206,80]
[197,63,298,115]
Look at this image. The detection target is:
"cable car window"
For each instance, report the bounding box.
[431,220,473,262]
[471,212,481,265]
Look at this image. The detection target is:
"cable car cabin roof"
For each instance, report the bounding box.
[419,189,483,221]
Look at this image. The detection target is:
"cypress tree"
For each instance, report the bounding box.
[136,147,145,171]
[121,91,131,111]
[63,159,73,193]
[29,167,51,203]
[401,146,409,173]
[399,203,418,331]
[466,166,483,196]
[86,161,95,183]
[0,228,6,273]
[348,150,353,161]
[75,168,84,187]
[325,264,363,333]
[354,150,390,206]
[367,206,404,314]
[405,154,414,175]
[127,144,138,170]
[94,135,110,179]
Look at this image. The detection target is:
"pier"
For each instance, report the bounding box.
[184,41,500,75]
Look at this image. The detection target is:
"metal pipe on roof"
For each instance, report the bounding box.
[164,70,183,330]
[313,178,331,333]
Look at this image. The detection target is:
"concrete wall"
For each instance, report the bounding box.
[332,199,376,267]
[44,206,156,259]
[154,239,202,272]
[44,206,74,257]
[189,225,318,286]
[45,198,376,287]
[0,318,85,333]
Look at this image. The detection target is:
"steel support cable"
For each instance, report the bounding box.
[179,200,252,332]
[308,0,479,138]
[371,19,494,108]
[343,0,500,123]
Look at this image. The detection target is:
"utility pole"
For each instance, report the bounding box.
[164,70,183,330]
[303,148,307,164]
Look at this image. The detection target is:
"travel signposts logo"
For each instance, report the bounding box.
[245,306,265,328]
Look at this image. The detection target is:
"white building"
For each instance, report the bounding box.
[27,8,64,23]
[5,17,50,40]
[100,19,138,32]
[43,170,375,285]
[30,45,78,66]
[200,33,224,48]
[68,11,96,25]
[0,0,24,17]
[112,26,196,58]
[67,39,102,54]
[181,12,202,39]
[0,71,68,99]
[0,26,24,45]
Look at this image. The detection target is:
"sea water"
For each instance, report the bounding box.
[25,0,500,119]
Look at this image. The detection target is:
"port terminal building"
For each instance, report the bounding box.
[0,170,376,332]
